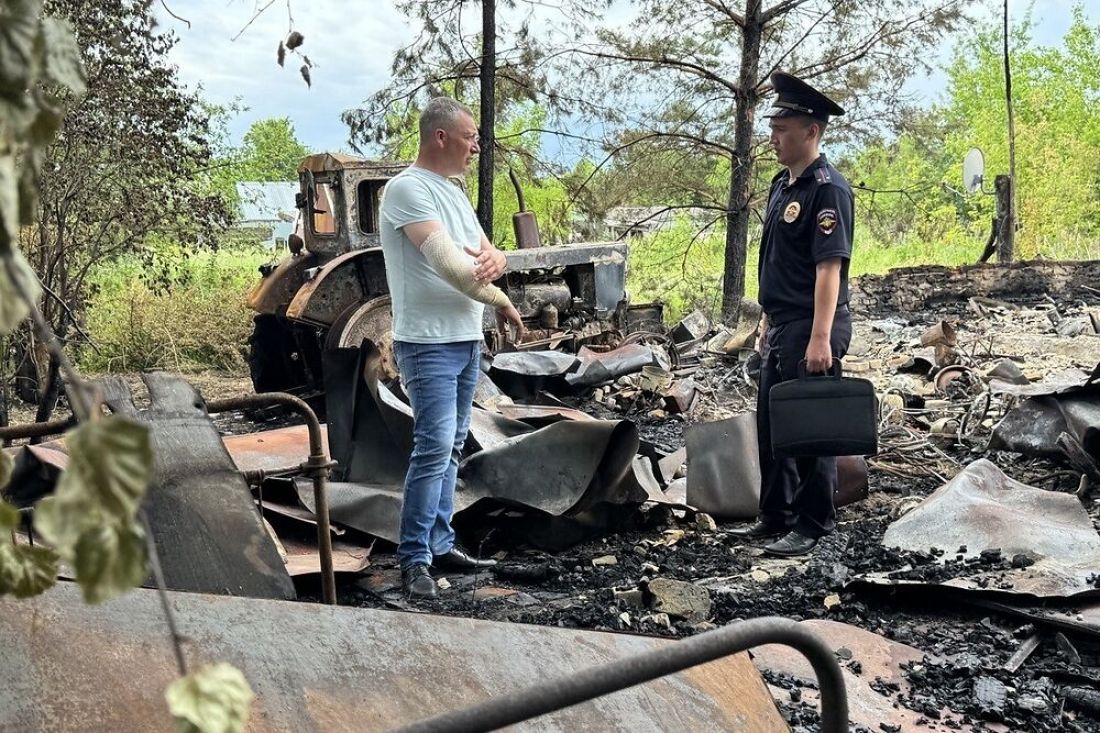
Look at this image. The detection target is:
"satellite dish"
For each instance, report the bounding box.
[963,147,985,194]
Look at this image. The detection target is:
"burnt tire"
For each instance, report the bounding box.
[248,314,307,395]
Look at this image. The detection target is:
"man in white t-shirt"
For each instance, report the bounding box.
[380,97,525,599]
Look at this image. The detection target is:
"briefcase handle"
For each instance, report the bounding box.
[797,357,843,379]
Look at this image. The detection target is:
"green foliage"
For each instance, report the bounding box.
[0,1,85,254]
[208,116,310,212]
[0,495,60,600]
[166,663,254,733]
[486,104,573,247]
[844,5,1100,260]
[34,415,152,604]
[626,217,727,322]
[80,243,268,374]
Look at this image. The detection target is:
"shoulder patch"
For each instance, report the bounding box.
[817,208,838,236]
[814,167,831,185]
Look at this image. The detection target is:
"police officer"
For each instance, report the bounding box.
[730,72,854,557]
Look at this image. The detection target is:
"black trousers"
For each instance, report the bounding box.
[756,309,852,538]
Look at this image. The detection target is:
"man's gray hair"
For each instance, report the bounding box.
[419,97,474,139]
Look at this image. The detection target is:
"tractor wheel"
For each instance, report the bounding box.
[325,296,399,382]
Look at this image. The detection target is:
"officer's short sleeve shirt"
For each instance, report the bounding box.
[757,155,854,324]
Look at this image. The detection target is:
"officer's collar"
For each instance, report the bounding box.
[783,154,827,186]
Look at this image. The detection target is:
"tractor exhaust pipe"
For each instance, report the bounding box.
[509,167,542,249]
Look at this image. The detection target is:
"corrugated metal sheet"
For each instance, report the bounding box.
[236,181,299,223]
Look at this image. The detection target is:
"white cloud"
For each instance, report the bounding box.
[156,0,416,152]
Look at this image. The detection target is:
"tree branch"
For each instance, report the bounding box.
[566,47,742,96]
[762,0,816,24]
[702,0,745,27]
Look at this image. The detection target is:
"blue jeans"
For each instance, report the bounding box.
[393,340,481,570]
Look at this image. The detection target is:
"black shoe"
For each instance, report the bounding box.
[433,547,497,571]
[728,520,786,539]
[763,531,818,557]
[402,564,438,599]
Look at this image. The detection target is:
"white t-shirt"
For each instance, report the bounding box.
[380,166,485,344]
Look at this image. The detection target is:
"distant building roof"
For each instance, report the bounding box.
[236,181,299,223]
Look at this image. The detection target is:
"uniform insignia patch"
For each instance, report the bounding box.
[783,201,801,223]
[817,208,838,235]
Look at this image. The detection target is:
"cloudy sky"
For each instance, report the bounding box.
[155,0,1094,156]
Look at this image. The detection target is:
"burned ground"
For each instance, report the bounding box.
[316,264,1100,732]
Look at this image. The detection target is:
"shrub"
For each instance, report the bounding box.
[80,244,272,374]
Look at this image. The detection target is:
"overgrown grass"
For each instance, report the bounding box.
[80,243,273,375]
[627,218,1100,323]
[77,220,1099,375]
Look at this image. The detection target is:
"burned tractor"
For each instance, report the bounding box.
[246,152,654,399]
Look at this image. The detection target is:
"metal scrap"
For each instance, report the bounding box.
[685,413,760,520]
[856,459,1100,599]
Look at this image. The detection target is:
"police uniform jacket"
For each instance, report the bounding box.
[758,154,854,326]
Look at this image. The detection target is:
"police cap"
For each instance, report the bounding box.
[764,71,844,123]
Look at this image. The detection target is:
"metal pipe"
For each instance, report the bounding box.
[206,394,336,605]
[0,416,75,442]
[392,616,847,733]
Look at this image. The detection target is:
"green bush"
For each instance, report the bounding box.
[80,243,272,374]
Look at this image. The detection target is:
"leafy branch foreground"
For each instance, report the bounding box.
[0,1,252,730]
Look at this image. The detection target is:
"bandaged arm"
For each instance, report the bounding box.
[418,227,511,308]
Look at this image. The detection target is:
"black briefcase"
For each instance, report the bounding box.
[769,359,878,458]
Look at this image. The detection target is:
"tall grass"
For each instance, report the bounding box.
[626,217,1100,323]
[80,243,273,374]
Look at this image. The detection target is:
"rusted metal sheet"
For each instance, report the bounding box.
[752,619,974,732]
[246,252,316,315]
[0,583,785,732]
[856,459,1100,599]
[223,424,323,474]
[285,248,389,326]
[282,537,371,577]
[298,152,407,175]
[100,373,296,601]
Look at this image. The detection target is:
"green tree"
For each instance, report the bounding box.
[15,0,229,420]
[207,116,310,212]
[553,0,970,323]
[844,4,1100,260]
[237,117,310,182]
[344,0,609,240]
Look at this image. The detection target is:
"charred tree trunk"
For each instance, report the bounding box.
[12,331,39,404]
[476,0,496,239]
[31,315,68,431]
[721,0,763,325]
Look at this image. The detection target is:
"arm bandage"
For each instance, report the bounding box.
[420,228,511,309]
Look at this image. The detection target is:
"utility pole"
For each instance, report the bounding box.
[999,0,1016,262]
